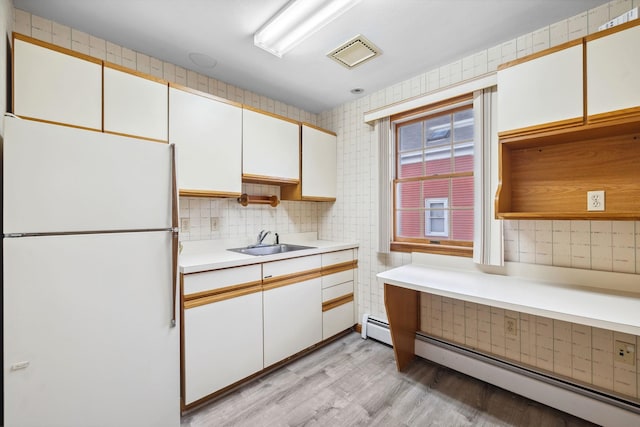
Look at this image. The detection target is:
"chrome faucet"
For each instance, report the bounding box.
[256,229,271,246]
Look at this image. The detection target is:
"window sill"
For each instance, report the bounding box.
[391,242,472,258]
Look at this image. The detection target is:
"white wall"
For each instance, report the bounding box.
[319,0,640,320]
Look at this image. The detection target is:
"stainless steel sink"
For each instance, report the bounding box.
[227,243,316,256]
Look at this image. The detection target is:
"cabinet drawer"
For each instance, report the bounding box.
[323,301,354,340]
[263,254,321,279]
[322,269,354,289]
[321,249,354,267]
[322,281,353,303]
[182,264,261,296]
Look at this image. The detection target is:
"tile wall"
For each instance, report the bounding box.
[12,8,323,244]
[317,0,640,320]
[420,292,640,401]
[179,185,322,242]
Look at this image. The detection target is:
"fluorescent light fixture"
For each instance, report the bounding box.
[254,0,361,58]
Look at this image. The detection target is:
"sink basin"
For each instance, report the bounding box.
[227,244,316,256]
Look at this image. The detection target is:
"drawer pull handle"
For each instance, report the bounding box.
[264,275,272,279]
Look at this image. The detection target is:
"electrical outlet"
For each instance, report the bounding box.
[505,316,518,337]
[587,190,605,211]
[180,218,190,232]
[614,340,635,366]
[210,217,219,231]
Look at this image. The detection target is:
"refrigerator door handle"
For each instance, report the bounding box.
[170,143,179,328]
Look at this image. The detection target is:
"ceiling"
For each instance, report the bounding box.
[14,0,610,114]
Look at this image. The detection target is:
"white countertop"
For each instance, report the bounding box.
[378,254,640,336]
[179,233,358,274]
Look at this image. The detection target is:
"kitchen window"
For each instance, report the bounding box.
[391,95,475,256]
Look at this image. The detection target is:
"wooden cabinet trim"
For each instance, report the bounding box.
[497,38,583,71]
[103,129,168,143]
[497,117,585,139]
[262,269,322,291]
[322,293,354,312]
[242,173,299,185]
[169,82,242,108]
[8,116,104,133]
[301,122,337,136]
[183,279,263,301]
[183,283,262,309]
[587,106,640,125]
[321,260,358,276]
[242,105,300,125]
[584,18,640,42]
[104,61,169,85]
[13,32,103,65]
[179,189,242,198]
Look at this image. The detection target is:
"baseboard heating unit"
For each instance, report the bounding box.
[360,314,640,427]
[361,314,392,345]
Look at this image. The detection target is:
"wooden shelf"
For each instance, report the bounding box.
[496,117,640,220]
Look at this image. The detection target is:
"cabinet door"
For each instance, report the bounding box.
[104,66,168,141]
[587,23,640,120]
[169,87,242,197]
[263,278,322,367]
[183,292,263,406]
[242,108,300,184]
[302,125,337,199]
[497,41,583,134]
[13,36,102,130]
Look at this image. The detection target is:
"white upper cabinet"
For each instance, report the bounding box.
[103,65,168,141]
[497,41,584,134]
[242,107,300,184]
[301,125,337,200]
[586,22,640,120]
[169,86,242,197]
[12,35,102,130]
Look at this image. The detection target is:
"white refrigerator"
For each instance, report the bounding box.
[3,116,181,426]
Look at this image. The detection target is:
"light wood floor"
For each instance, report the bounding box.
[181,331,597,427]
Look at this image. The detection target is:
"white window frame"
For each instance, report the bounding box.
[425,197,449,237]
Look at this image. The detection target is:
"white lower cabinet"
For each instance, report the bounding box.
[182,265,263,407]
[181,248,357,409]
[262,255,322,367]
[321,250,356,339]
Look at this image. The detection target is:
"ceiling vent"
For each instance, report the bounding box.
[327,34,380,69]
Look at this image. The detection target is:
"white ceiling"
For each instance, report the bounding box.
[14,0,610,114]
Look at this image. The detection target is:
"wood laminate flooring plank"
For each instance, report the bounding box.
[181,332,597,427]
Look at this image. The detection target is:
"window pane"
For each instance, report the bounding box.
[422,178,449,200]
[396,181,421,209]
[454,150,473,173]
[430,217,445,233]
[453,109,474,142]
[425,145,452,175]
[399,122,422,152]
[451,176,474,207]
[398,151,424,178]
[396,210,422,238]
[424,115,451,146]
[452,210,473,240]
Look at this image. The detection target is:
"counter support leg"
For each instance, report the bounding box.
[384,283,419,371]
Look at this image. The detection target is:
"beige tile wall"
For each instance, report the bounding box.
[420,292,640,401]
[12,8,323,244]
[318,0,640,321]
